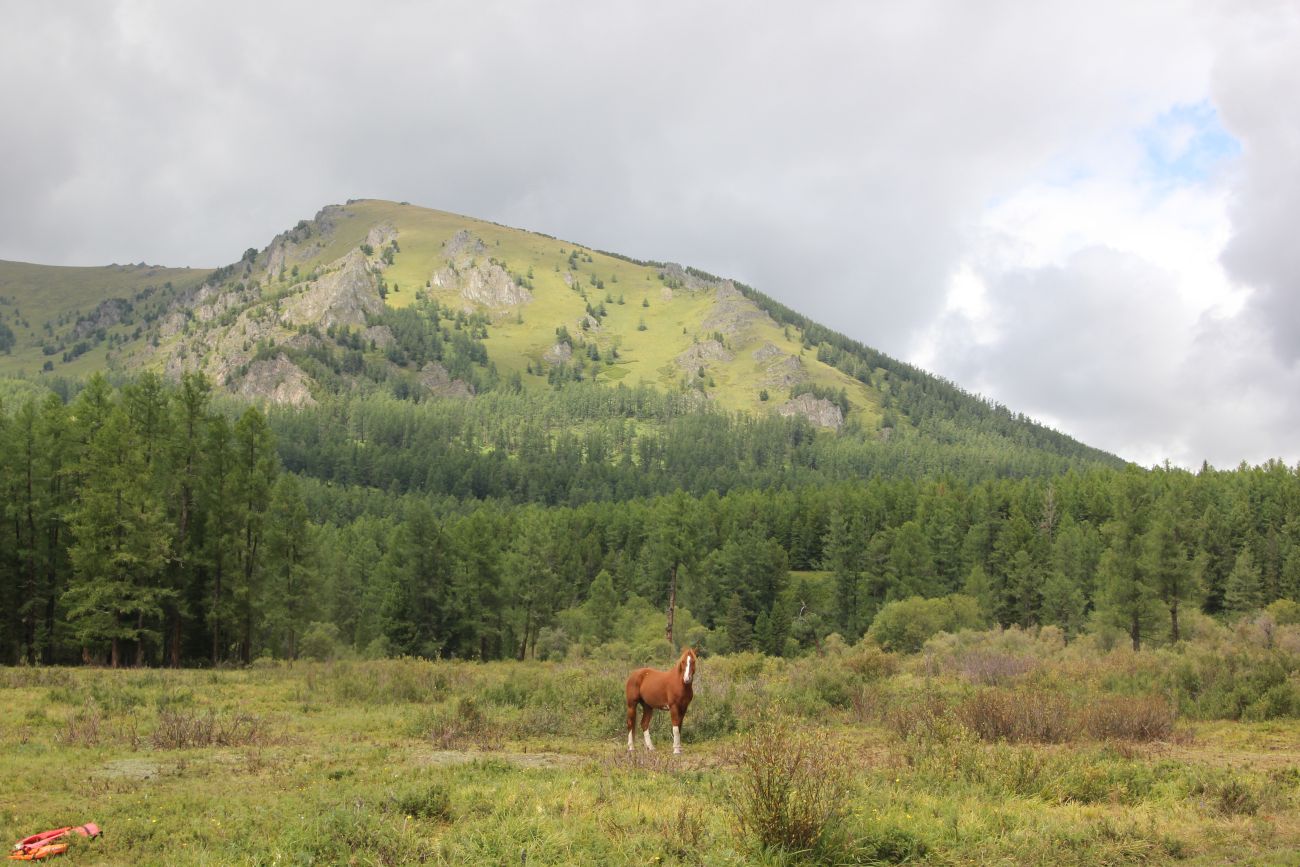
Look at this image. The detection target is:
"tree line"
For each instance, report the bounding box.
[1,374,1297,666]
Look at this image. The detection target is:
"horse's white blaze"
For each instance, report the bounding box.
[644,729,653,750]
[672,725,681,754]
[684,656,692,684]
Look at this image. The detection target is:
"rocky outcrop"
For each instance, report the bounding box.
[191,280,257,323]
[703,281,776,340]
[778,394,844,430]
[202,306,284,387]
[762,355,806,388]
[366,223,398,250]
[676,339,734,371]
[659,263,719,292]
[73,298,130,339]
[233,355,316,407]
[365,325,395,349]
[418,361,473,398]
[282,250,385,330]
[753,342,806,386]
[431,229,532,310]
[444,229,486,260]
[544,342,573,364]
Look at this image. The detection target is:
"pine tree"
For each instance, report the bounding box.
[887,520,935,600]
[201,415,238,664]
[165,372,213,666]
[646,491,702,645]
[263,474,313,659]
[1095,473,1160,650]
[720,592,751,653]
[65,405,171,666]
[962,563,997,621]
[1224,548,1264,614]
[1040,569,1086,636]
[585,569,618,645]
[233,408,276,663]
[1142,501,1198,641]
[34,393,72,664]
[823,506,864,637]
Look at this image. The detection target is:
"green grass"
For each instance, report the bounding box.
[0,261,209,379]
[1,648,1296,865]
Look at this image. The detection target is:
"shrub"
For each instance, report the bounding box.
[889,688,1175,745]
[151,709,269,749]
[1265,598,1300,626]
[728,716,851,860]
[956,688,1076,743]
[328,659,448,704]
[387,779,452,821]
[301,621,345,661]
[869,595,984,653]
[58,708,106,747]
[1080,694,1176,740]
[1186,770,1264,816]
[417,697,501,749]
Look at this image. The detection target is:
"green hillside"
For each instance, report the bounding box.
[0,260,208,379]
[0,199,1116,466]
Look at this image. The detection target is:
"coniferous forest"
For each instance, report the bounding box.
[3,371,1297,669]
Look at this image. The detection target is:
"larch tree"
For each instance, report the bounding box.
[65,405,171,667]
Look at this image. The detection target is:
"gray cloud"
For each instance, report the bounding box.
[2,1,1297,464]
[928,246,1300,467]
[1,1,1214,351]
[1215,4,1300,363]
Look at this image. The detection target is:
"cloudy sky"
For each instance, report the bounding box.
[2,1,1297,468]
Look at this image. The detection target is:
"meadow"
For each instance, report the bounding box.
[2,617,1298,866]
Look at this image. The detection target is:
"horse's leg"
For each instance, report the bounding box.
[640,704,655,751]
[626,699,637,751]
[670,705,684,755]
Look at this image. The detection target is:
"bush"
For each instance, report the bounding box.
[728,716,852,860]
[301,622,345,661]
[1080,694,1176,740]
[151,709,269,749]
[888,688,1175,745]
[387,779,452,821]
[853,826,929,863]
[416,697,501,749]
[868,595,984,653]
[956,689,1076,743]
[1265,598,1300,626]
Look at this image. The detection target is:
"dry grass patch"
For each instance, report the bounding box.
[151,709,274,749]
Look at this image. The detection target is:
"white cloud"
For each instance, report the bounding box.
[917,80,1300,466]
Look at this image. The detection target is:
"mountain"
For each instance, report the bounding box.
[0,199,1120,466]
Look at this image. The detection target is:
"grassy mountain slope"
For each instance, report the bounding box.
[0,261,208,378]
[0,199,1120,465]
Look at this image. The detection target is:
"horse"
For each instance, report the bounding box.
[625,646,696,754]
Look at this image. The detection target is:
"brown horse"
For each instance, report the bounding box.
[625,647,696,754]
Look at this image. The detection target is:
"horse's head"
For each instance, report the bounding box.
[678,647,697,685]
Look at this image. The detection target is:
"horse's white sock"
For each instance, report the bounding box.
[672,725,681,754]
[627,729,633,751]
[644,729,653,750]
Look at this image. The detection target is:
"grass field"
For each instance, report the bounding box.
[2,629,1297,865]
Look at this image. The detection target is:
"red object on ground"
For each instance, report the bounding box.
[8,824,100,861]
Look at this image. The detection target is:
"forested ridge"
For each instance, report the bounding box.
[2,372,1298,668]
